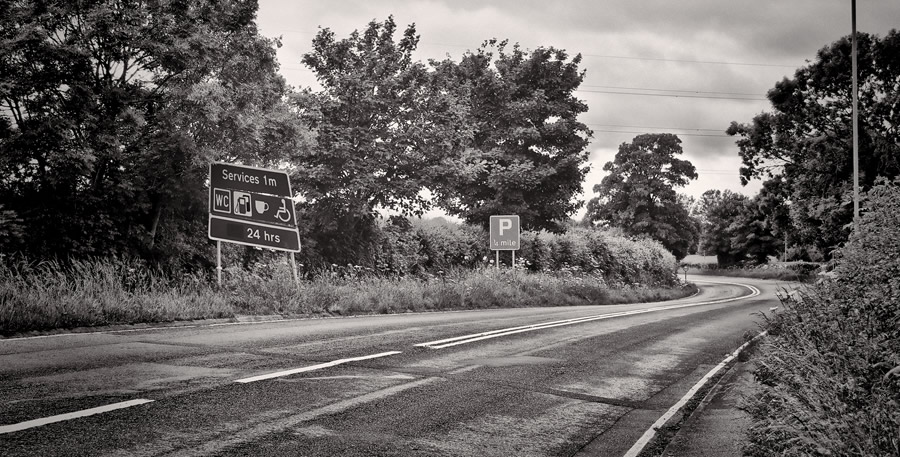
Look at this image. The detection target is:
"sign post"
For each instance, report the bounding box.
[489,215,520,269]
[208,162,301,286]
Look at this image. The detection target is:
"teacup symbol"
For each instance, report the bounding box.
[255,200,269,214]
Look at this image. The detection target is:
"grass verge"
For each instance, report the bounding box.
[1,258,696,337]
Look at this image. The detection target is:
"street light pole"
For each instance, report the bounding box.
[851,0,860,228]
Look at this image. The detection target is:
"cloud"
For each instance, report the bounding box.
[257,0,899,204]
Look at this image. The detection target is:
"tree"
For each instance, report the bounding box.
[697,190,748,266]
[697,188,783,266]
[431,40,592,233]
[294,16,469,265]
[727,30,900,256]
[0,0,308,268]
[586,133,699,260]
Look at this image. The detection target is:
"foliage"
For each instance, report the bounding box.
[431,40,593,233]
[1,255,694,336]
[745,178,900,456]
[518,227,677,286]
[0,205,25,254]
[697,187,782,267]
[295,16,467,217]
[727,30,900,257]
[0,0,310,268]
[585,133,700,260]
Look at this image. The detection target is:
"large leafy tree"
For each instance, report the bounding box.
[431,40,592,233]
[294,17,469,265]
[727,30,900,256]
[697,189,749,265]
[698,187,783,266]
[0,0,307,267]
[586,133,699,260]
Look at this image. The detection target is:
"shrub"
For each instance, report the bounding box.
[745,178,900,456]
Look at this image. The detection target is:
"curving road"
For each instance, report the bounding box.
[0,275,795,456]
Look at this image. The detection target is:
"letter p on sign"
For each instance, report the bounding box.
[490,215,520,251]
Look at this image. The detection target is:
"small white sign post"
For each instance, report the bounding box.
[489,215,520,269]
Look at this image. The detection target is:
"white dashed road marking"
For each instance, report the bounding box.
[234,351,403,384]
[0,399,154,435]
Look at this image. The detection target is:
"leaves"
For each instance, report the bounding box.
[431,40,592,233]
[585,133,699,260]
[1,0,310,265]
[728,30,900,256]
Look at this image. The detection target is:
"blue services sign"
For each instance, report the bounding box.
[208,162,300,252]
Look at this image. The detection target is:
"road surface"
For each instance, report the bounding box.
[0,275,793,456]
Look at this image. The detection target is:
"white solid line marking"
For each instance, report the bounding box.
[0,326,201,342]
[0,399,154,435]
[234,351,402,384]
[622,330,768,457]
[416,281,760,349]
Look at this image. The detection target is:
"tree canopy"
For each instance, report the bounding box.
[2,8,598,270]
[0,0,309,267]
[585,133,699,260]
[727,29,900,256]
[430,40,593,233]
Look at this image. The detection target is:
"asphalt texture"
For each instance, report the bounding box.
[0,275,794,456]
[663,359,759,457]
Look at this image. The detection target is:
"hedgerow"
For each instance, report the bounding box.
[745,178,900,456]
[0,219,681,335]
[367,220,677,287]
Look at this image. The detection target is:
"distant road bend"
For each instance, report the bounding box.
[0,275,790,456]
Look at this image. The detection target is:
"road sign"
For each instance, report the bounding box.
[210,162,291,196]
[208,216,300,252]
[490,215,520,250]
[209,189,297,228]
[208,162,299,252]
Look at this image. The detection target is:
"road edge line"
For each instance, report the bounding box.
[622,330,768,457]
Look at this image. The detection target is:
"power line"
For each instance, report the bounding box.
[588,123,723,133]
[576,89,767,101]
[580,84,765,97]
[580,53,796,68]
[589,129,733,138]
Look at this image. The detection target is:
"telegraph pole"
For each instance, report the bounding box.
[851,0,860,228]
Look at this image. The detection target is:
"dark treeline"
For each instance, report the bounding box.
[3,1,898,273]
[1,2,591,272]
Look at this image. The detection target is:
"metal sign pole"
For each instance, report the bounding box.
[289,252,300,292]
[216,241,222,286]
[495,250,499,270]
[511,250,515,269]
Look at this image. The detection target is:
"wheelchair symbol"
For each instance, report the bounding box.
[275,199,292,223]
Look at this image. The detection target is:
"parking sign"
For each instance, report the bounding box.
[490,215,520,250]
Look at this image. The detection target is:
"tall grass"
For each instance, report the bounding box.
[1,257,696,336]
[744,179,900,456]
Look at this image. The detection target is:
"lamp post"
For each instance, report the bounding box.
[851,0,860,228]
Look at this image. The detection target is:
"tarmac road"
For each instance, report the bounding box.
[0,275,793,456]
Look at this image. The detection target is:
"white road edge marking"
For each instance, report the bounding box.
[416,281,760,349]
[622,330,769,457]
[0,399,154,435]
[234,351,403,384]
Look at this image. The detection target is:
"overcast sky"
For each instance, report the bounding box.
[255,0,900,218]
